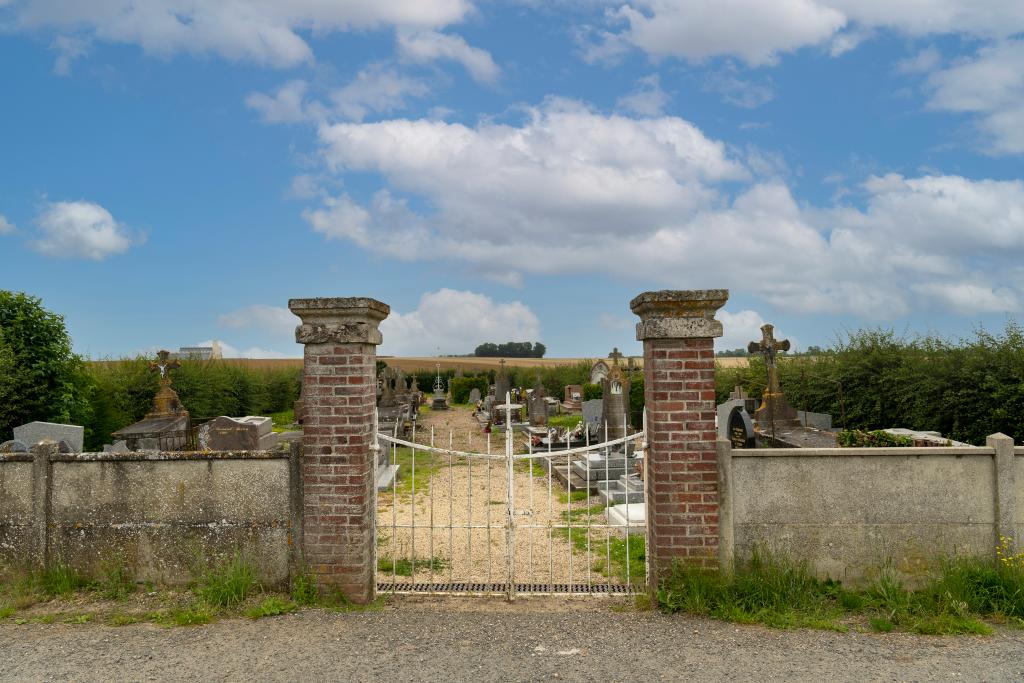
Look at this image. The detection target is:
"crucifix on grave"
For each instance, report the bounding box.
[146,350,187,417]
[608,347,624,365]
[747,323,798,431]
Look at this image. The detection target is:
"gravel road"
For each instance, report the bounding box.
[2,597,1022,683]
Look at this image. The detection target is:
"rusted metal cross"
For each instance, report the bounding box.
[149,349,180,381]
[747,324,790,394]
[608,347,624,364]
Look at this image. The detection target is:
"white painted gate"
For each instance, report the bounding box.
[374,395,647,599]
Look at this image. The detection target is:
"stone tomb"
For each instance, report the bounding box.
[197,416,279,451]
[606,502,645,534]
[597,473,644,505]
[469,387,482,404]
[13,421,84,453]
[571,449,636,485]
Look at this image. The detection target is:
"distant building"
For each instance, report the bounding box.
[169,341,223,360]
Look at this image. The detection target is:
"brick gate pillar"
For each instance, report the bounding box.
[630,290,728,587]
[289,297,389,604]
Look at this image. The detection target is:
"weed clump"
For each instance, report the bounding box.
[196,555,258,608]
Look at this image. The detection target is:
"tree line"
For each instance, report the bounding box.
[473,341,546,358]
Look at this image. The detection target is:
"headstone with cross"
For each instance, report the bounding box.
[746,324,797,430]
[608,347,624,365]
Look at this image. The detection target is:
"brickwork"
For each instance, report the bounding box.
[642,337,719,570]
[631,289,727,588]
[289,297,389,604]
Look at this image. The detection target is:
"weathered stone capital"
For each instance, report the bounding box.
[289,297,390,346]
[630,289,728,340]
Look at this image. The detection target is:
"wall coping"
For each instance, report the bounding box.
[731,446,993,458]
[0,450,288,463]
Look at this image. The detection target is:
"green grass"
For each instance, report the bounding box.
[107,613,142,626]
[39,564,91,598]
[245,596,297,619]
[546,415,583,429]
[0,605,14,619]
[97,555,135,600]
[383,446,446,497]
[377,556,446,577]
[557,490,590,504]
[269,408,295,433]
[658,551,1021,634]
[195,555,258,608]
[291,569,319,606]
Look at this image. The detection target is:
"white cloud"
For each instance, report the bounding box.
[924,39,1024,154]
[50,34,89,75]
[379,289,541,356]
[910,283,1018,314]
[32,200,138,260]
[586,1,1024,66]
[217,305,298,337]
[329,64,431,121]
[245,80,314,124]
[0,214,14,234]
[616,74,669,116]
[297,98,1024,319]
[702,65,775,108]
[397,29,500,83]
[896,46,941,75]
[8,0,473,68]
[717,309,796,351]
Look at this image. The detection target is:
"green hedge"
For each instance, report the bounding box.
[83,360,301,450]
[716,323,1024,446]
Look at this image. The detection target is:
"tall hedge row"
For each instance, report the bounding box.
[83,360,301,450]
[715,323,1024,446]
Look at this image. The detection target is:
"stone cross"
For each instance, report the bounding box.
[149,350,180,381]
[747,324,790,394]
[608,347,624,364]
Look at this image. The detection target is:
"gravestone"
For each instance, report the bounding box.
[197,416,279,451]
[13,421,84,453]
[0,440,28,453]
[747,323,798,429]
[600,361,630,441]
[582,399,603,433]
[493,360,510,424]
[113,350,191,451]
[102,440,130,453]
[727,405,756,449]
[469,388,482,404]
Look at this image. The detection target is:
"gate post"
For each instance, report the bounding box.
[289,296,389,604]
[630,290,728,589]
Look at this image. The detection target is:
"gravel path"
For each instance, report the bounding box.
[377,407,632,586]
[2,597,1021,682]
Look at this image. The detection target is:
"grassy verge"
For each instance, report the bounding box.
[377,556,446,577]
[380,446,447,498]
[658,551,1024,634]
[0,558,388,628]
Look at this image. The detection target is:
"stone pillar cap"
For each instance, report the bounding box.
[630,289,728,340]
[289,297,390,345]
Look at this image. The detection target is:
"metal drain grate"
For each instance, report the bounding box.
[377,581,639,595]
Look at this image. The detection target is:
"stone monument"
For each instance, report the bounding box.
[111,350,191,451]
[600,356,630,441]
[747,324,798,432]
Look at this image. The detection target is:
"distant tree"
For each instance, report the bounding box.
[473,341,546,358]
[715,348,749,357]
[0,291,93,440]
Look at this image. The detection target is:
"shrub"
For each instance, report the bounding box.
[835,430,914,447]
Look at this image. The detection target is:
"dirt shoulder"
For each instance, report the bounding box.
[2,596,1022,683]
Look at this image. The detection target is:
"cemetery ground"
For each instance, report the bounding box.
[377,405,641,587]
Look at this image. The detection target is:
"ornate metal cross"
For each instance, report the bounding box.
[747,324,790,394]
[149,350,180,381]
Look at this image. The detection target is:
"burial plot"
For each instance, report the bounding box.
[13,421,84,452]
[197,416,279,451]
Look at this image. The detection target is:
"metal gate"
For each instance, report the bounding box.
[374,395,647,599]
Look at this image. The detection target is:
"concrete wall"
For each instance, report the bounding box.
[720,442,1022,584]
[0,444,301,588]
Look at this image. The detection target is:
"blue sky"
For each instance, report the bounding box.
[1,1,1022,359]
